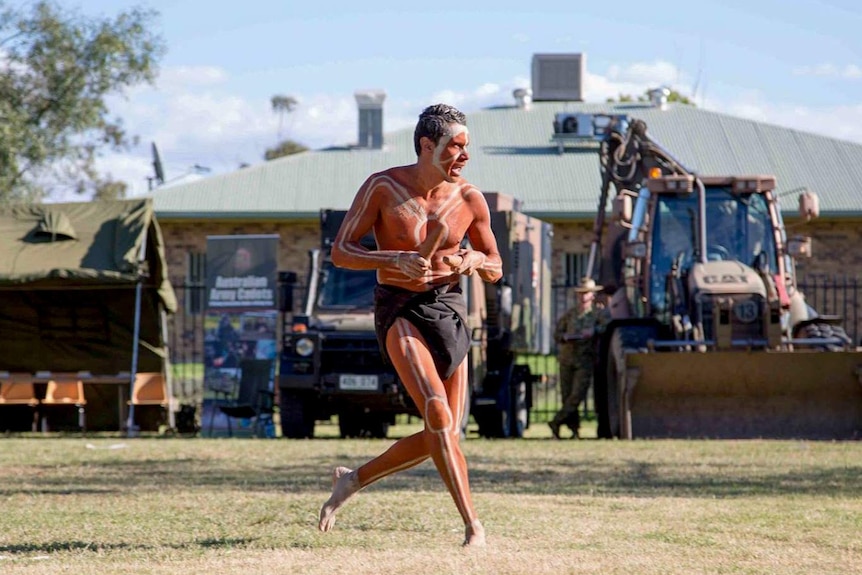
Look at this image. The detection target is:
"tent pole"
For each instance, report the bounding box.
[161,308,176,430]
[126,280,143,436]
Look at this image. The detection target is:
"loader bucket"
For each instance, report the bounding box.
[617,349,862,439]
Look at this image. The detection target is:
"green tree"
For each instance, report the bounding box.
[265,94,308,160]
[264,139,308,161]
[271,94,298,141]
[93,178,128,202]
[0,1,165,202]
[606,88,695,106]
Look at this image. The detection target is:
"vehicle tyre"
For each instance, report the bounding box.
[601,324,657,439]
[340,411,391,439]
[795,320,852,350]
[808,321,850,349]
[338,411,361,438]
[473,370,508,439]
[605,330,624,439]
[460,384,471,439]
[361,417,390,439]
[595,334,612,438]
[473,405,505,438]
[507,366,530,438]
[280,390,315,439]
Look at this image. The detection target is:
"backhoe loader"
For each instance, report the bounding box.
[572,113,862,439]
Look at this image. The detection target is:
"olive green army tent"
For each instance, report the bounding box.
[0,198,177,430]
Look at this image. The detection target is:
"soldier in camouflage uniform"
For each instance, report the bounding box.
[549,277,607,439]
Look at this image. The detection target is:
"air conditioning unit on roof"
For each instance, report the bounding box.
[550,113,630,153]
[553,113,594,137]
[553,113,629,139]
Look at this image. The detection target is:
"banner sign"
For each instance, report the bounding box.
[205,235,278,309]
[202,235,279,436]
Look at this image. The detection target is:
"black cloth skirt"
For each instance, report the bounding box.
[374,282,470,380]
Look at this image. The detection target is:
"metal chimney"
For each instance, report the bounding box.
[513,87,533,110]
[354,90,386,149]
[648,87,671,110]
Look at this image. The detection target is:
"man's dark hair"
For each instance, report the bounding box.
[413,104,467,156]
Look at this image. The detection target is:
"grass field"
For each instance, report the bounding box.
[1,422,860,574]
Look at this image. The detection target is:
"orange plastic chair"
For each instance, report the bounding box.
[42,379,86,432]
[0,380,39,407]
[126,372,171,432]
[0,376,40,432]
[130,372,168,407]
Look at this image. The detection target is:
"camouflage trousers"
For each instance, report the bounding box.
[551,358,593,433]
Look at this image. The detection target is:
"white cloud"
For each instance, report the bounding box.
[475,83,502,98]
[424,84,505,115]
[587,61,692,102]
[792,63,862,79]
[156,65,229,89]
[297,95,357,138]
[605,60,682,86]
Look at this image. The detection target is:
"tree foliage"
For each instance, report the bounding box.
[271,94,298,139]
[264,139,308,161]
[265,94,307,160]
[0,1,165,202]
[607,88,695,106]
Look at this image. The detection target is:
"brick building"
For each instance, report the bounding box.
[152,60,862,347]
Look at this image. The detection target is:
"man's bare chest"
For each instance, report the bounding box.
[376,186,473,248]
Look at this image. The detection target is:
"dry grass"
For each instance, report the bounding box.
[1,422,860,574]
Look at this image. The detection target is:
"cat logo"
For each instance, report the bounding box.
[703,274,748,284]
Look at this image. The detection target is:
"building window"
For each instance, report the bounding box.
[185,252,206,315]
[563,252,588,286]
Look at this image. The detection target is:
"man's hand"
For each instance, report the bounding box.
[443,250,486,276]
[395,252,431,279]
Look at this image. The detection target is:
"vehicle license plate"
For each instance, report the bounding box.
[339,374,378,391]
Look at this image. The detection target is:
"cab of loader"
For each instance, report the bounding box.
[613,173,849,352]
[624,175,785,347]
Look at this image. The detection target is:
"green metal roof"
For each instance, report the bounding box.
[151,101,862,220]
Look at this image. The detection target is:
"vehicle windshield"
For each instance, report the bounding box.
[317,261,377,309]
[650,188,777,312]
[705,190,775,270]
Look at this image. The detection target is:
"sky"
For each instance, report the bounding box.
[64,0,862,198]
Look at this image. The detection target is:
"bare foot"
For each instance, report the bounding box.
[463,519,486,547]
[318,466,359,532]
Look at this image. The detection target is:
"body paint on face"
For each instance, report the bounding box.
[432,124,469,182]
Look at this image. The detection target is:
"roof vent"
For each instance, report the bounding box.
[354,90,386,149]
[647,86,671,110]
[531,53,585,102]
[34,210,77,242]
[512,87,533,109]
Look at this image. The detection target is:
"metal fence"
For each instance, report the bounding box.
[798,274,860,345]
[165,274,860,428]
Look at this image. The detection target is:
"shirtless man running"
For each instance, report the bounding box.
[317,103,502,546]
